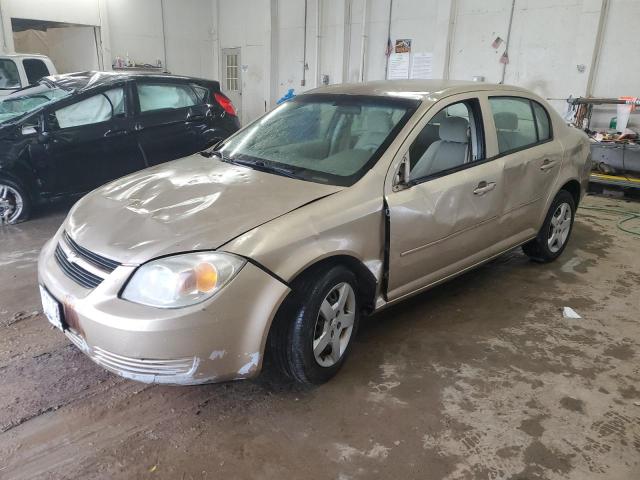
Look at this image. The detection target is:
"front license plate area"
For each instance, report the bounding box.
[39,286,66,331]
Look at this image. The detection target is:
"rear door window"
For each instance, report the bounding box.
[136,83,199,113]
[0,59,21,89]
[23,59,50,85]
[489,97,538,154]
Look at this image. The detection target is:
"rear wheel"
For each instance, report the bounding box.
[270,264,360,385]
[0,179,31,224]
[522,190,575,262]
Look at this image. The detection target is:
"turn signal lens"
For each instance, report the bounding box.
[195,262,218,292]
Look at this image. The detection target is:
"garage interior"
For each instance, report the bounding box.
[1,0,639,479]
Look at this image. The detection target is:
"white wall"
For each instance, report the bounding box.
[1,0,638,127]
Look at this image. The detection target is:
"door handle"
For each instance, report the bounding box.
[104,129,128,138]
[540,159,557,171]
[133,122,144,132]
[473,181,496,195]
[186,113,205,122]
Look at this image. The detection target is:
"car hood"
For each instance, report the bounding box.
[65,155,343,265]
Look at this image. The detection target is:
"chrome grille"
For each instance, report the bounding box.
[92,346,197,378]
[54,232,121,290]
[54,244,104,289]
[63,231,121,272]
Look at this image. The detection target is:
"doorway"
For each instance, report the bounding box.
[221,47,242,122]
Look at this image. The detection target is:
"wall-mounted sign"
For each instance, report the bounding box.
[395,39,412,54]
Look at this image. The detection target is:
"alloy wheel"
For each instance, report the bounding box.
[312,282,356,367]
[548,202,572,253]
[0,184,24,225]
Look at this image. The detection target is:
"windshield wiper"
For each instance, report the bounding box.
[203,150,301,179]
[240,159,301,179]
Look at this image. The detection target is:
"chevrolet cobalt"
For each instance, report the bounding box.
[38,80,590,385]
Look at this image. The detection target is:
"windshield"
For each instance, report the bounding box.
[217,94,419,186]
[0,82,70,124]
[0,59,20,90]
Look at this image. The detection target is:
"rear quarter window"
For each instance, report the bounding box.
[532,101,551,141]
[23,59,50,85]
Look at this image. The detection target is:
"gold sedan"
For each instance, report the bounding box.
[38,80,591,385]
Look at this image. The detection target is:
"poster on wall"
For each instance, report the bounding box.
[388,39,412,80]
[410,52,434,79]
[388,53,410,79]
[394,39,412,54]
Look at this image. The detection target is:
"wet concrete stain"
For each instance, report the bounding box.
[0,196,639,479]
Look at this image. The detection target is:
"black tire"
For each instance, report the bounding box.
[522,189,575,263]
[0,177,31,224]
[269,264,360,385]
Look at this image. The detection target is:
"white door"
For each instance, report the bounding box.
[221,48,242,122]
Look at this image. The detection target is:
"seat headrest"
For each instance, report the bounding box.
[494,111,518,130]
[439,116,469,143]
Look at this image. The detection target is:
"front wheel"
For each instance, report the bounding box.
[0,179,31,225]
[270,265,360,385]
[522,190,575,262]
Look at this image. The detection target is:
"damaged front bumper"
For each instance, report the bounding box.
[37,235,290,385]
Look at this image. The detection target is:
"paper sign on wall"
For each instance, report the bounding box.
[410,52,433,79]
[388,53,410,80]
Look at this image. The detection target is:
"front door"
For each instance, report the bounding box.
[44,85,144,195]
[221,48,242,122]
[385,95,505,301]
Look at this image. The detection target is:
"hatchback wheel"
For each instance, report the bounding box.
[0,179,30,225]
[523,190,575,262]
[270,265,360,385]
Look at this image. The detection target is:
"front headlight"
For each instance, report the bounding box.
[121,252,246,308]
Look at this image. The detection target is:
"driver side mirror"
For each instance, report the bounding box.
[393,154,411,191]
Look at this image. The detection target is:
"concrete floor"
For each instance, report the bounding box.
[0,194,639,480]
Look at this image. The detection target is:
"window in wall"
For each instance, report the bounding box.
[23,59,50,85]
[489,97,539,154]
[0,59,21,89]
[225,54,239,91]
[532,101,551,141]
[137,83,199,112]
[408,100,484,181]
[53,88,124,129]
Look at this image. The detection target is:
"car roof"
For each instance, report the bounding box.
[303,79,533,102]
[43,71,219,93]
[0,53,50,60]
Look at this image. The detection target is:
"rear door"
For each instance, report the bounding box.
[132,79,211,166]
[44,84,145,194]
[385,94,505,300]
[487,96,562,238]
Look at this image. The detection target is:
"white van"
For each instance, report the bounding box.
[0,54,57,97]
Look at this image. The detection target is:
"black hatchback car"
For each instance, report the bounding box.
[0,71,240,224]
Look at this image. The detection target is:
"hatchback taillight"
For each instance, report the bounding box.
[214,92,237,116]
